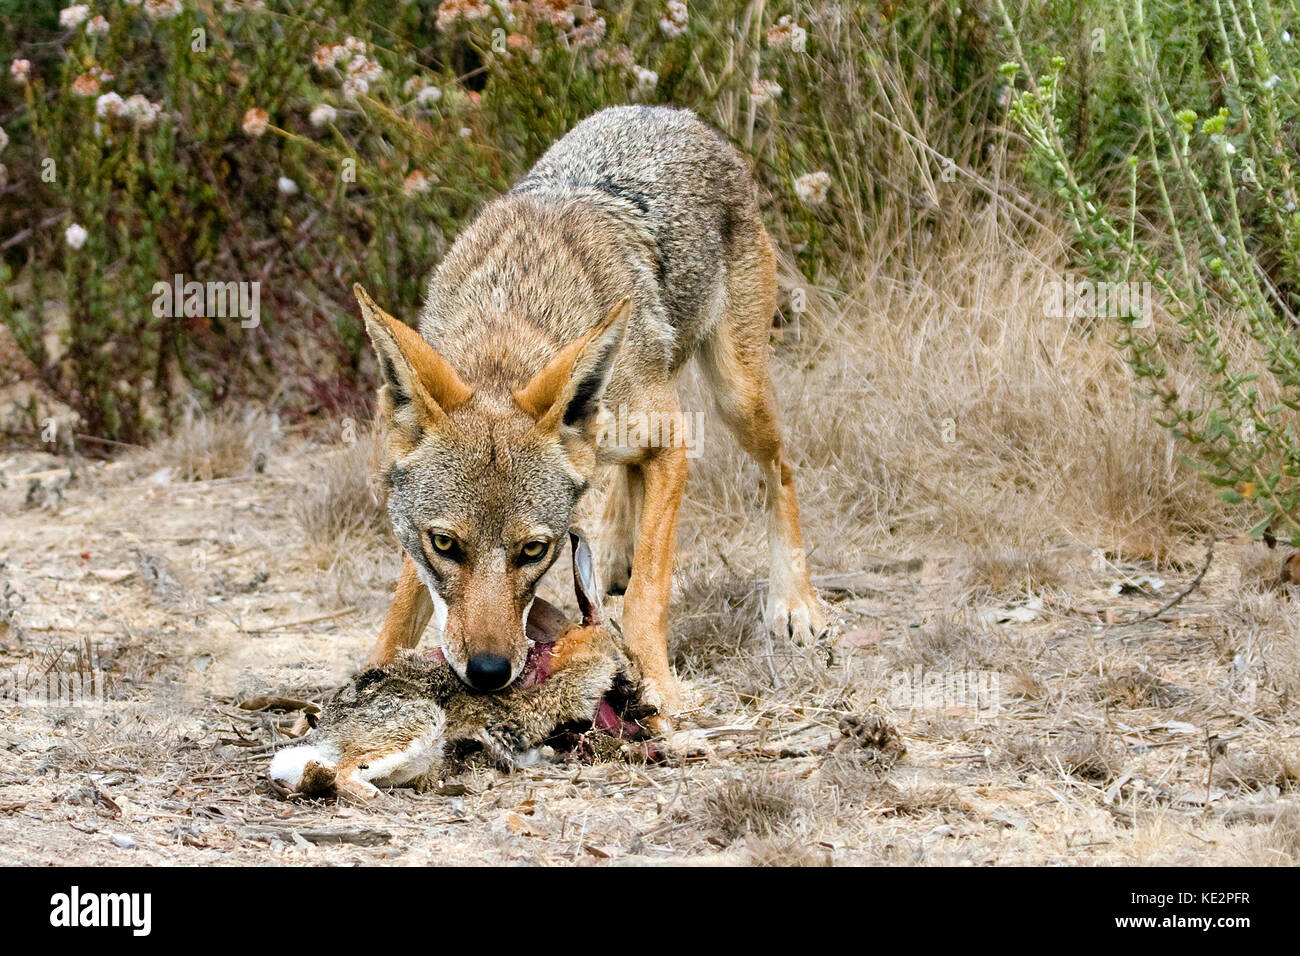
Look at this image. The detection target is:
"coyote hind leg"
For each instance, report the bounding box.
[697,226,826,645]
[597,464,643,597]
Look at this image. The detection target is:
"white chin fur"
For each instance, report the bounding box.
[413,571,448,638]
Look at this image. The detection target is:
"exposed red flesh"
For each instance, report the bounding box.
[518,641,553,688]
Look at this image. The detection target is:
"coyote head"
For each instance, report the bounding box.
[354,284,627,692]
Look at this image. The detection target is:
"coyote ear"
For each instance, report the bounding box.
[513,299,629,432]
[355,284,472,443]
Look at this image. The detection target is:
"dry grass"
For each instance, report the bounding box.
[287,424,398,610]
[1217,745,1300,793]
[1221,587,1300,716]
[1002,731,1127,784]
[293,426,390,562]
[1226,805,1300,865]
[695,771,807,843]
[128,407,277,482]
[887,612,998,670]
[963,547,1066,598]
[676,183,1225,599]
[743,834,832,867]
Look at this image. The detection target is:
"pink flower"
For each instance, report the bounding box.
[309,103,337,126]
[403,169,437,196]
[313,44,344,70]
[533,0,575,29]
[143,0,183,20]
[72,72,101,97]
[345,55,382,85]
[59,5,90,29]
[767,15,808,51]
[750,79,782,106]
[660,0,687,37]
[793,171,831,205]
[436,0,491,30]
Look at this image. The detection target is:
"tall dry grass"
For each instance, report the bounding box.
[674,179,1226,595]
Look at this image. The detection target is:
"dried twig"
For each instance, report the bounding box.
[1109,537,1215,628]
[251,607,358,632]
[244,826,392,846]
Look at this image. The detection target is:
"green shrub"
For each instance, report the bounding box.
[1001,0,1300,542]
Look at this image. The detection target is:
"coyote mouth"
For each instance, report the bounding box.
[420,626,552,691]
[427,530,658,743]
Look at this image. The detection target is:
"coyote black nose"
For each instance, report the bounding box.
[465,653,512,691]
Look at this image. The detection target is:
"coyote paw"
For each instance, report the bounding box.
[638,673,682,724]
[765,590,828,647]
[642,712,675,738]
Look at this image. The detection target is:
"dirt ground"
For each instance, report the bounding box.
[2,439,1298,867]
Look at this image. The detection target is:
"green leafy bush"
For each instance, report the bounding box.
[1001,0,1300,542]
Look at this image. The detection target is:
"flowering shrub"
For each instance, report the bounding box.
[0,1,1002,442]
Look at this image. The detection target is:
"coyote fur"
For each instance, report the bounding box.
[355,106,824,731]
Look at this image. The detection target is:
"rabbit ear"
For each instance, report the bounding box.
[569,528,601,626]
[526,598,569,645]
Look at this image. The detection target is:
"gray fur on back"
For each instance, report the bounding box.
[512,106,759,364]
[418,106,760,379]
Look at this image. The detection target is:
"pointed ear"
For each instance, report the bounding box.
[354,283,472,443]
[513,299,630,432]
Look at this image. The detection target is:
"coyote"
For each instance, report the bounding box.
[356,106,824,730]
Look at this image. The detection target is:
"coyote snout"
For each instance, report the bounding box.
[423,531,552,692]
[433,548,534,691]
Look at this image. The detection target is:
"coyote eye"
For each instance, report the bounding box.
[430,533,460,558]
[517,540,548,565]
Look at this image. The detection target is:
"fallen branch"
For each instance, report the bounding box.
[237,695,320,714]
[244,826,392,846]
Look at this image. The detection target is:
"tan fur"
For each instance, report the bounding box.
[358,107,826,729]
[366,556,433,668]
[271,600,637,799]
[513,299,631,428]
[354,284,472,416]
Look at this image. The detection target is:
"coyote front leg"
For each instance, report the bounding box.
[366,556,434,667]
[621,443,688,730]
